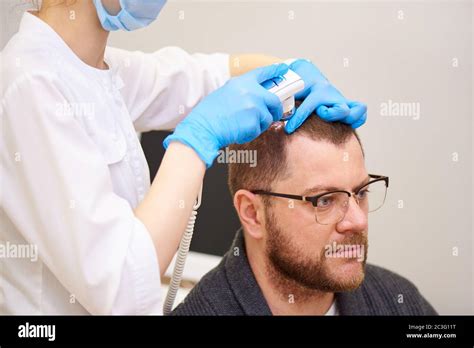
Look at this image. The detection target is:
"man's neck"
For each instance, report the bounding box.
[246,241,335,315]
[35,1,109,70]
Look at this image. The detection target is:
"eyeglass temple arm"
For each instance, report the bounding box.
[250,190,306,202]
[369,174,389,188]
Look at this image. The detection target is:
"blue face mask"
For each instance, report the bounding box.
[93,0,167,31]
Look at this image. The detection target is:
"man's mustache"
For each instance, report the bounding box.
[322,233,368,262]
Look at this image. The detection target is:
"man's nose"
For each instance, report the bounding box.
[336,196,368,233]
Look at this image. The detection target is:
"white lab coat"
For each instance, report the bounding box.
[0,12,230,314]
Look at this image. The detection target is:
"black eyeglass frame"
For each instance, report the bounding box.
[250,174,389,209]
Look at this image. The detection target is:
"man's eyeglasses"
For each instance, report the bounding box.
[251,174,389,225]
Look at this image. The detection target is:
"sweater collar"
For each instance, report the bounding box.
[224,228,273,315]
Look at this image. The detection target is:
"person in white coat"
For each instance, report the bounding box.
[0,0,367,314]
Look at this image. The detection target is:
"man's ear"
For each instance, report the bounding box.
[233,189,265,240]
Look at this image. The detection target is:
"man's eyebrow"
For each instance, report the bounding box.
[353,176,371,191]
[302,176,370,196]
[302,185,339,196]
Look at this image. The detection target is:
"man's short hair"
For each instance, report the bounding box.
[227,102,363,198]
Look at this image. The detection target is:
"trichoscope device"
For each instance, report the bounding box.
[261,69,305,120]
[163,69,304,315]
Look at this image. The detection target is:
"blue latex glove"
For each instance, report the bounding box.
[285,59,367,134]
[163,63,289,168]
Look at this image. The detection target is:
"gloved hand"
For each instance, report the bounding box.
[163,63,289,168]
[284,59,367,134]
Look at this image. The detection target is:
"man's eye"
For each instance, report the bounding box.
[357,189,369,200]
[317,196,334,208]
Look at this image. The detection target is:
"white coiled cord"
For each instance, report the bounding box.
[163,185,202,315]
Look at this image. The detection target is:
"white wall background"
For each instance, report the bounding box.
[1,0,473,315]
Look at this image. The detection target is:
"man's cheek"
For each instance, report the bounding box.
[285,200,316,224]
[278,204,332,251]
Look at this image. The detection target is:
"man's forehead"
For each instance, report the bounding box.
[279,133,367,191]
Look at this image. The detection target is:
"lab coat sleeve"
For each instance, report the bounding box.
[105,46,231,132]
[1,73,163,314]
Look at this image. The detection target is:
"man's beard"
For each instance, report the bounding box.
[264,205,368,296]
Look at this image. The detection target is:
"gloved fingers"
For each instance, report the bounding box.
[250,95,277,135]
[245,63,289,84]
[289,59,327,87]
[293,88,309,100]
[235,117,262,144]
[350,111,367,129]
[284,89,321,134]
[257,89,284,122]
[231,98,265,144]
[287,58,308,70]
[259,109,275,134]
[316,103,351,122]
[343,100,367,127]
